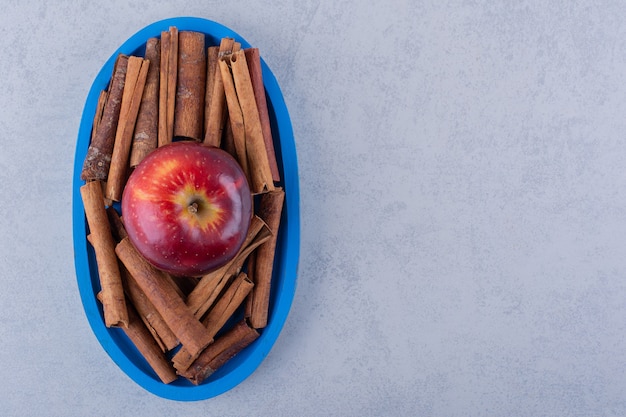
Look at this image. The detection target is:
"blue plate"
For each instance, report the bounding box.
[72,17,299,401]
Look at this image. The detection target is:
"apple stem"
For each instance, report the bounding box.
[188,202,199,214]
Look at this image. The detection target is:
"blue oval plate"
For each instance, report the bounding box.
[72,17,299,401]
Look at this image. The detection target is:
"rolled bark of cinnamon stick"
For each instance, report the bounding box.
[130,37,160,167]
[244,48,280,182]
[121,263,179,352]
[115,237,212,362]
[247,188,285,328]
[158,27,178,147]
[219,57,249,178]
[204,46,219,139]
[80,180,128,328]
[224,50,275,194]
[81,55,128,181]
[91,90,108,142]
[180,319,259,385]
[105,56,150,202]
[174,31,206,141]
[158,30,170,147]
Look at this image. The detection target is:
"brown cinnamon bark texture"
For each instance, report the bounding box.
[204,46,219,139]
[91,90,108,142]
[247,188,285,328]
[173,31,206,141]
[222,50,275,194]
[121,263,180,352]
[219,57,249,178]
[158,27,178,146]
[130,37,160,167]
[245,48,280,182]
[80,180,128,328]
[81,55,128,181]
[105,56,150,202]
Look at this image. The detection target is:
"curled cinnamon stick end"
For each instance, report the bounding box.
[80,180,128,328]
[180,319,259,385]
[174,31,206,141]
[81,55,128,181]
[115,237,212,362]
[130,37,160,167]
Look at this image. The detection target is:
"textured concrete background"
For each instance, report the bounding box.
[2,1,626,416]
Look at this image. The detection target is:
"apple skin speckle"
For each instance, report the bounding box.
[121,141,252,277]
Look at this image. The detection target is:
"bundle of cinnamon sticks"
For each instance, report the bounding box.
[79,26,285,385]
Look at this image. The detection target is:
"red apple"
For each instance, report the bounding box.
[121,141,252,277]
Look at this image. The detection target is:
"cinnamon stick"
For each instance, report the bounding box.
[248,188,285,328]
[105,56,150,202]
[180,319,259,385]
[172,272,253,372]
[243,251,256,319]
[223,50,275,193]
[158,27,178,146]
[168,28,179,144]
[204,38,239,147]
[121,264,179,352]
[204,46,219,139]
[245,48,280,182]
[80,180,128,328]
[115,237,212,362]
[174,31,206,141]
[219,57,249,178]
[130,37,160,167]
[221,114,237,158]
[91,90,108,142]
[81,55,128,181]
